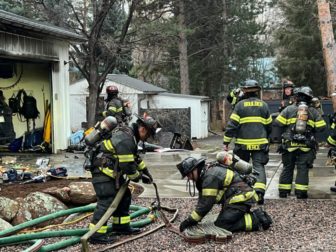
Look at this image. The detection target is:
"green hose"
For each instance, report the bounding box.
[0,204,146,239]
[0,205,155,249]
[0,204,97,238]
[38,219,155,252]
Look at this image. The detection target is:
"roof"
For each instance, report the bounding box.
[107,74,167,94]
[0,10,85,42]
[159,92,211,101]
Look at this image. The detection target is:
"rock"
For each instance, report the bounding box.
[11,192,68,227]
[11,208,32,226]
[42,187,71,203]
[69,182,96,205]
[0,197,19,222]
[0,217,12,231]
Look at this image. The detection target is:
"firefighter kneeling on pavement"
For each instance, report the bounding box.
[177,156,273,233]
[274,86,326,199]
[88,114,161,244]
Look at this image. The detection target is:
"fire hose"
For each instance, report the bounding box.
[97,181,181,251]
[81,180,130,252]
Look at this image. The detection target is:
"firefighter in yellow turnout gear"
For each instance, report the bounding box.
[177,157,272,233]
[223,80,272,204]
[274,87,326,199]
[88,115,161,244]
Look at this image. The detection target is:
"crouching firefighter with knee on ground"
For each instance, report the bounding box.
[177,157,273,233]
[274,86,326,199]
[88,114,162,244]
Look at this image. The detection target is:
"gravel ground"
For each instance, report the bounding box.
[1,198,336,252]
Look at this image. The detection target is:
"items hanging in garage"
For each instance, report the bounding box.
[9,89,40,121]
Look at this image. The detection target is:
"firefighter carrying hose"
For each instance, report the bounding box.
[177,157,272,233]
[87,114,161,244]
[274,86,326,199]
[223,80,272,205]
[100,85,132,125]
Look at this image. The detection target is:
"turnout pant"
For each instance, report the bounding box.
[90,174,131,233]
[214,204,259,232]
[279,149,314,195]
[234,149,269,196]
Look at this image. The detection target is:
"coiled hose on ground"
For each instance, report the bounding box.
[0,204,155,251]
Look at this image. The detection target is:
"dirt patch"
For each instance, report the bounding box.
[0,179,144,200]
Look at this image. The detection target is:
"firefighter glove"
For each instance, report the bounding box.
[179,216,198,232]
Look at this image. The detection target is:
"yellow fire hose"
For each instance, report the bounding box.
[80,180,130,252]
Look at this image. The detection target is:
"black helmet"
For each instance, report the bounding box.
[176,157,206,178]
[297,86,313,99]
[240,79,261,92]
[106,85,119,94]
[136,114,162,137]
[283,80,294,89]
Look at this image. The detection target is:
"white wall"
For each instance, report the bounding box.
[141,93,209,139]
[69,80,141,130]
[51,40,71,152]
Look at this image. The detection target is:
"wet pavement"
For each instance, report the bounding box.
[1,133,336,200]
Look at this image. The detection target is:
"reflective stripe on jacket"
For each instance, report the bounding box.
[189,165,257,222]
[274,104,326,151]
[223,97,272,150]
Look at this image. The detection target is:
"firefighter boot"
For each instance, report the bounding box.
[330,181,336,192]
[330,185,336,192]
[113,224,141,235]
[295,191,308,199]
[253,208,273,230]
[89,233,116,244]
[279,190,290,198]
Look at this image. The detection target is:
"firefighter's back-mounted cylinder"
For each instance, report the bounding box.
[216,151,253,174]
[295,102,308,134]
[85,116,118,147]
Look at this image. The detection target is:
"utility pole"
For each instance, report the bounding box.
[317,0,336,111]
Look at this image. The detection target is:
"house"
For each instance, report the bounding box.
[70,74,211,139]
[0,10,85,153]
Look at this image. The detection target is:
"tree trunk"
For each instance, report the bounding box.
[317,0,336,111]
[178,0,190,95]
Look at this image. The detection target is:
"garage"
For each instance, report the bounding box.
[0,10,84,153]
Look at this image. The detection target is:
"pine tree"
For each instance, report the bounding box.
[274,0,327,96]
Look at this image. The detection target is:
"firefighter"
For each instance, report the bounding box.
[88,114,161,244]
[223,80,272,205]
[177,157,272,233]
[101,85,132,125]
[279,80,295,112]
[274,86,326,199]
[226,87,244,108]
[327,113,336,192]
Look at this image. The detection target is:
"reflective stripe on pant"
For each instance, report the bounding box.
[279,149,314,193]
[91,175,131,229]
[234,149,268,195]
[214,204,258,232]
